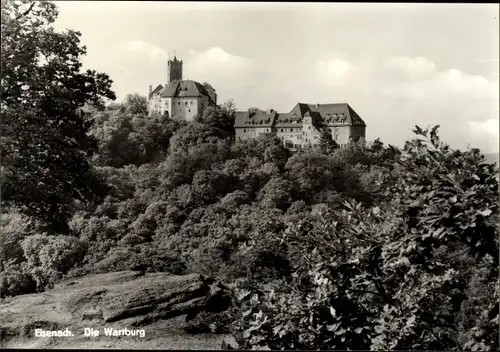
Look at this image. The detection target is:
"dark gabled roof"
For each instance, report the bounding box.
[305,103,366,127]
[158,80,214,101]
[288,103,310,117]
[234,102,366,128]
[304,109,322,122]
[234,109,276,127]
[346,104,366,126]
[160,81,180,98]
[274,112,303,128]
[149,84,164,99]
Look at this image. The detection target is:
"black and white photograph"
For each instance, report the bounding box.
[0,1,499,350]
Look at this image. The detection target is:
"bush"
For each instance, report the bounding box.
[232,126,499,351]
[21,234,87,290]
[0,211,41,266]
[90,244,187,275]
[0,260,37,298]
[184,310,234,334]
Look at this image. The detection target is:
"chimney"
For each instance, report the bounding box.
[316,103,320,108]
[148,85,152,99]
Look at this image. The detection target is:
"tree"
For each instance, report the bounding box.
[123,93,148,115]
[90,110,180,167]
[1,0,116,233]
[199,106,235,138]
[203,82,215,92]
[319,128,338,154]
[257,176,293,210]
[221,99,236,122]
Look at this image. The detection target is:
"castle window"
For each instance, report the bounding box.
[190,101,193,105]
[281,128,283,132]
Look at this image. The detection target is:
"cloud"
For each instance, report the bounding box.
[184,47,254,102]
[383,58,499,101]
[315,59,356,86]
[468,118,499,137]
[187,47,252,69]
[122,40,168,62]
[376,56,499,152]
[386,56,437,78]
[468,118,500,152]
[438,69,497,97]
[478,58,500,63]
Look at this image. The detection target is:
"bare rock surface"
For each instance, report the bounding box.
[0,271,236,349]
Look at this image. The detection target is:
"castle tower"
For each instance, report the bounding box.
[167,56,183,83]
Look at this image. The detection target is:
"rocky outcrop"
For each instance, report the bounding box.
[0,271,236,349]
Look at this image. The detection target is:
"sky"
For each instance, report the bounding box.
[52,1,499,152]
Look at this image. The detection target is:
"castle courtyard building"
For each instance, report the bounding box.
[235,103,366,149]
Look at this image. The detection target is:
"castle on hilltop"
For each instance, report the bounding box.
[148,55,366,149]
[148,56,217,120]
[234,103,366,150]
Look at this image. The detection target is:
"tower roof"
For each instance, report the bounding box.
[169,55,182,63]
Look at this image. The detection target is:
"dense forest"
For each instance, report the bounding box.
[1,1,499,350]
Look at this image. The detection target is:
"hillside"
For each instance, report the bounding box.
[0,271,236,349]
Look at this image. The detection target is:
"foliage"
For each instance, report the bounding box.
[90,111,181,167]
[319,127,338,154]
[0,211,42,268]
[202,81,216,92]
[0,260,37,298]
[232,126,499,351]
[21,234,87,290]
[1,0,115,233]
[184,310,234,334]
[123,93,148,115]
